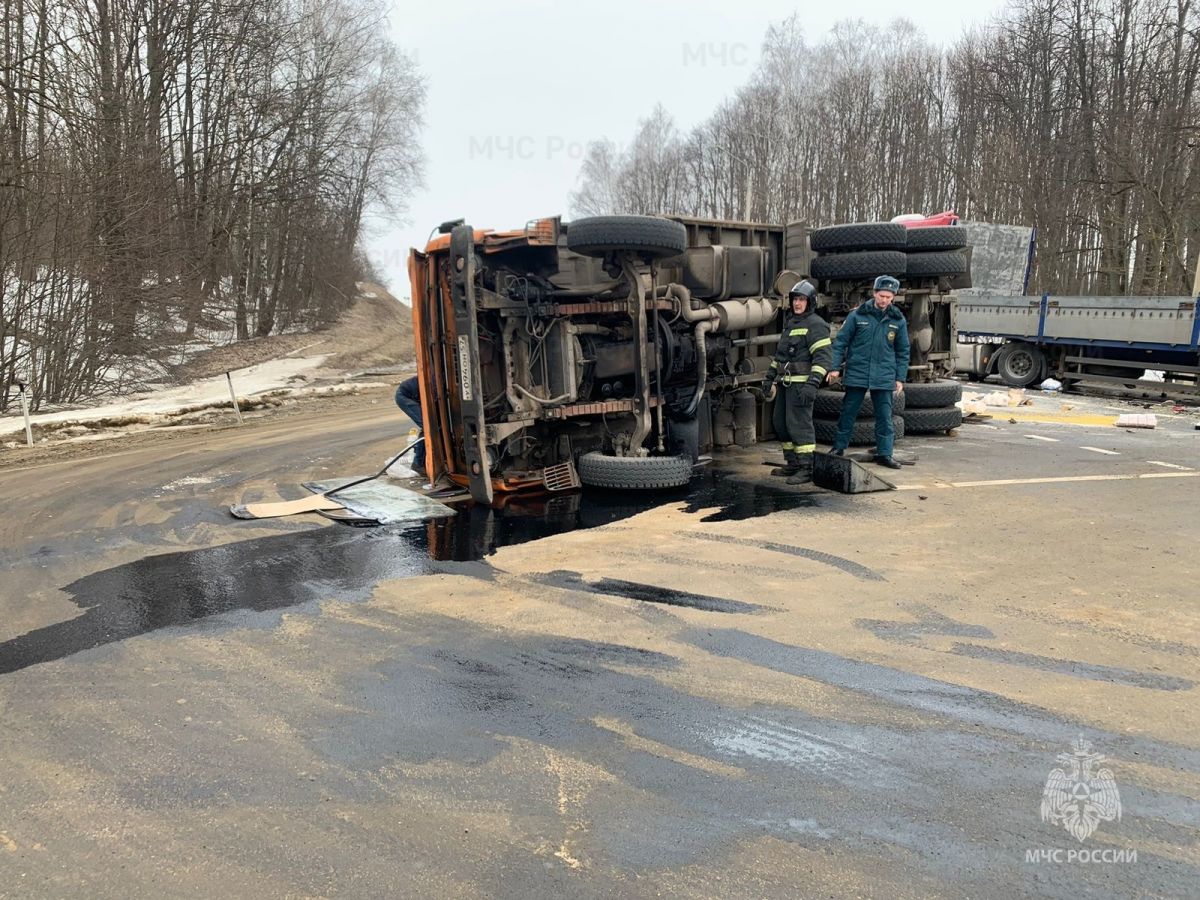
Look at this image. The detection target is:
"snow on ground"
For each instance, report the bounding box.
[0,354,328,437]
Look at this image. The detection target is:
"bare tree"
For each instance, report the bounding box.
[0,0,425,411]
[572,2,1199,297]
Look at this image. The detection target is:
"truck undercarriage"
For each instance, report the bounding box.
[409,215,964,504]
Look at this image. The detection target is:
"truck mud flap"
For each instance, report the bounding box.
[449,224,494,505]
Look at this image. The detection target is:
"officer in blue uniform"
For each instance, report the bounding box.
[827,275,911,469]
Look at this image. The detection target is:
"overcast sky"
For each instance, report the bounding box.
[367,0,1008,299]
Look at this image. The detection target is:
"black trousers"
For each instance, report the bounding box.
[772,383,816,463]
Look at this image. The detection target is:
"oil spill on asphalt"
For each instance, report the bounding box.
[303,612,1199,893]
[678,465,822,522]
[0,467,810,674]
[683,531,885,582]
[530,570,765,614]
[949,642,1194,691]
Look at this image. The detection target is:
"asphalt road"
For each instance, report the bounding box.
[1,394,1198,898]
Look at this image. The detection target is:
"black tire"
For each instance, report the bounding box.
[811,250,907,280]
[905,250,968,277]
[815,416,905,446]
[994,343,1045,388]
[905,226,968,252]
[567,215,687,260]
[902,379,962,409]
[809,222,907,253]
[902,406,963,434]
[813,388,906,419]
[577,452,693,490]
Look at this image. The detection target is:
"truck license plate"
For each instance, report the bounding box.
[458,335,473,401]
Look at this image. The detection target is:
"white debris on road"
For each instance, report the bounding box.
[1115,413,1157,429]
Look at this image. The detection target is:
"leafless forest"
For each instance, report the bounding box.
[572,0,1200,299]
[1,0,423,410]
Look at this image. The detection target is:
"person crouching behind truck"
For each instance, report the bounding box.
[826,275,910,469]
[762,280,832,484]
[393,375,426,478]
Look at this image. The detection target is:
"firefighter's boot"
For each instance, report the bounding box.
[786,455,814,485]
[771,449,801,477]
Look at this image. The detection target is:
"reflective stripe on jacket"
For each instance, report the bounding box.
[765,310,832,388]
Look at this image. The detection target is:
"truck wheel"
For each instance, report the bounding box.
[902,406,963,434]
[995,343,1045,387]
[905,226,968,251]
[578,452,693,490]
[809,222,907,252]
[905,250,968,277]
[813,388,906,419]
[902,379,962,409]
[567,216,687,260]
[815,416,905,446]
[811,250,907,280]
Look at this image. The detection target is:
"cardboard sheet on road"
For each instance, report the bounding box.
[303,477,456,525]
[230,493,346,519]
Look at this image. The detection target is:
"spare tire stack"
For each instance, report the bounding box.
[899,379,963,435]
[809,222,908,281]
[806,220,969,443]
[808,221,970,284]
[902,225,968,278]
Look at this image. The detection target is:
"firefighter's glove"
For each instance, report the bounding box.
[764,381,777,402]
[799,382,818,403]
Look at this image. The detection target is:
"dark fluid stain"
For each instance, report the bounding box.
[856,601,994,646]
[304,613,1199,894]
[677,466,821,522]
[0,527,432,675]
[950,642,1194,691]
[1,466,800,674]
[532,570,763,614]
[995,604,1200,659]
[683,531,885,582]
[685,627,1200,774]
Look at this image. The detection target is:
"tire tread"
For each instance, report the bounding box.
[810,222,907,252]
[578,452,693,490]
[811,250,907,280]
[567,216,687,260]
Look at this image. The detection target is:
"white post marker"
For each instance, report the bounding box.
[226,372,245,426]
[18,383,33,446]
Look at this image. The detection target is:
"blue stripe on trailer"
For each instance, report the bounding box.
[956,332,1196,353]
[1191,297,1200,350]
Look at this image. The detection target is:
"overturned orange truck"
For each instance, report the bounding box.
[409,215,968,504]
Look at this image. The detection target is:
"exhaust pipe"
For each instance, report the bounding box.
[663,284,778,416]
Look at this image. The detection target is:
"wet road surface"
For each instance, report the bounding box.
[0,465,814,674]
[1,401,1198,898]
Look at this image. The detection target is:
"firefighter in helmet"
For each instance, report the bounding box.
[763,280,832,484]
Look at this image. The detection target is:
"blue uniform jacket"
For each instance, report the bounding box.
[830,300,911,390]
